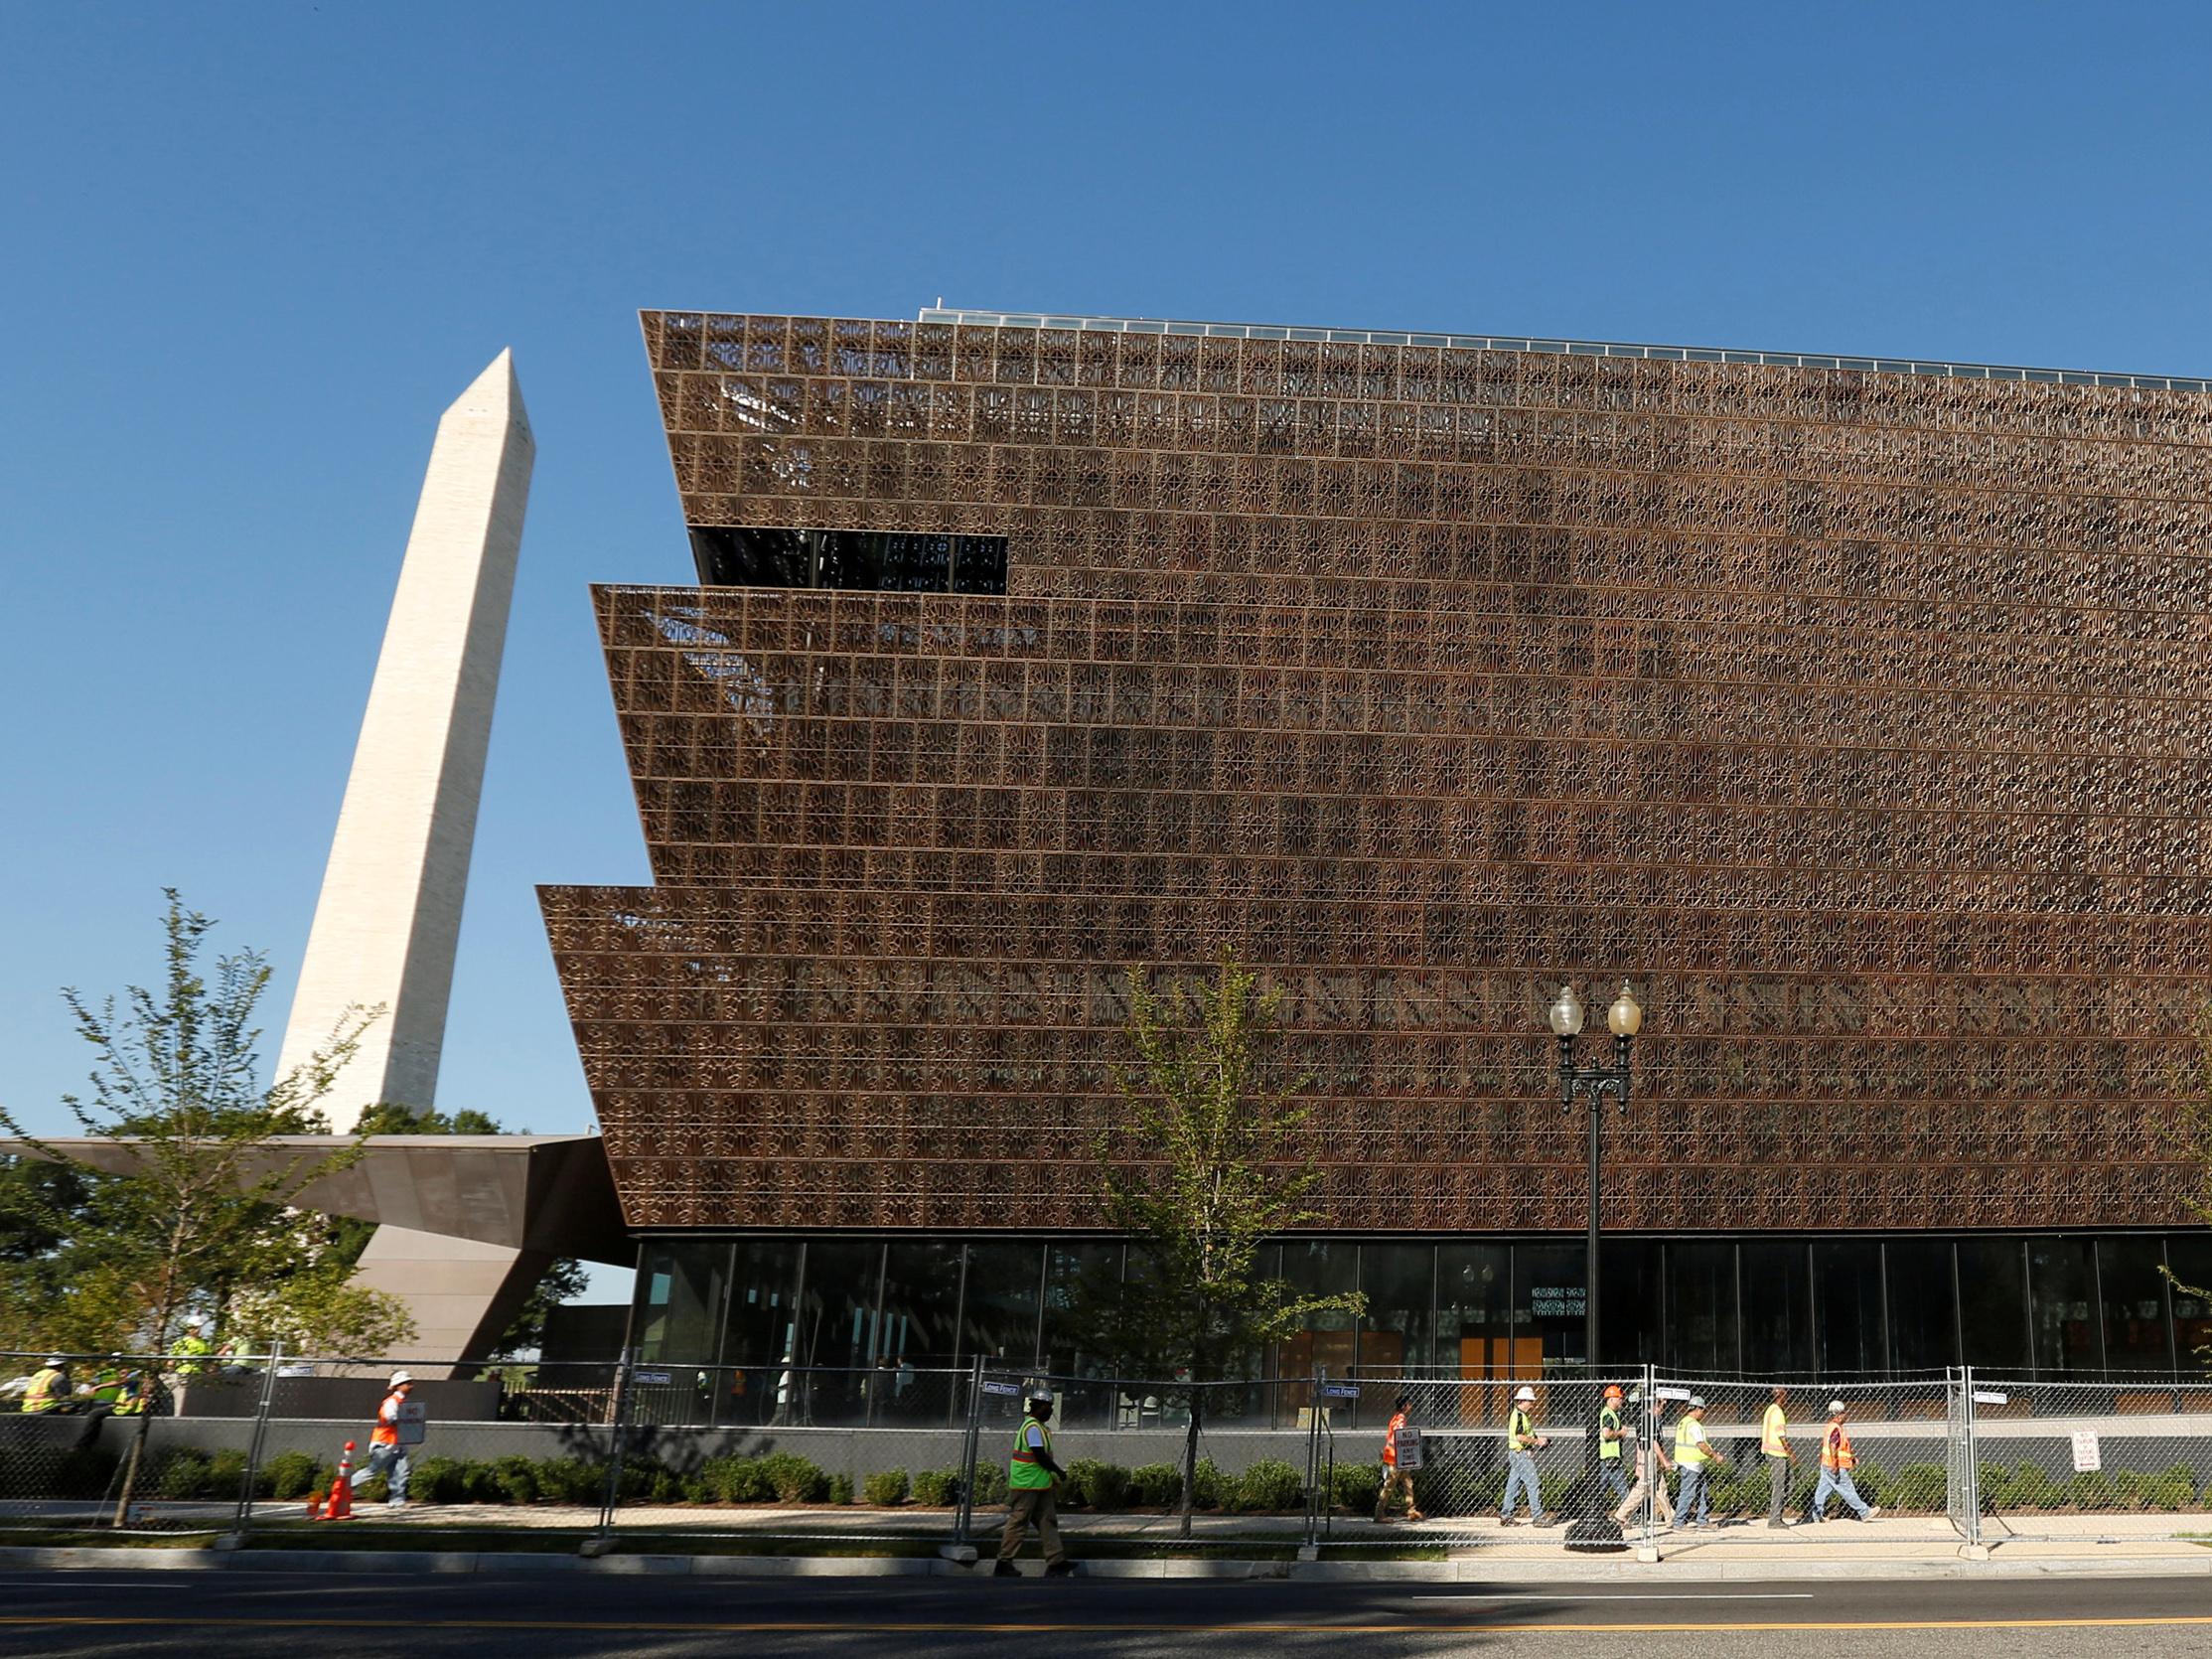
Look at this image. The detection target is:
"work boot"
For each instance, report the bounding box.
[992,1561,1019,1578]
[1044,1560,1076,1578]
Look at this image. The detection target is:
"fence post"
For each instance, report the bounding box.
[230,1341,283,1535]
[1960,1365,1981,1546]
[595,1353,634,1540]
[954,1355,984,1545]
[1641,1362,1657,1551]
[1303,1369,1322,1547]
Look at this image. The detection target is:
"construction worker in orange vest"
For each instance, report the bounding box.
[1375,1393,1425,1523]
[351,1371,420,1509]
[1809,1399,1880,1523]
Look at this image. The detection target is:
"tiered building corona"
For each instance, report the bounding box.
[544,309,2212,1384]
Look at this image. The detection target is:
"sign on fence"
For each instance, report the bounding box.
[1973,1391,2009,1406]
[634,1371,672,1385]
[981,1380,1023,1398]
[1656,1387,1692,1402]
[2071,1432,2101,1472]
[1316,1382,1361,1401]
[1394,1426,1423,1470]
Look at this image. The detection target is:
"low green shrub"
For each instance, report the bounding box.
[1190,1458,1229,1511]
[701,1454,770,1503]
[1235,1457,1303,1513]
[2113,1469,2150,1509]
[2004,1460,2060,1511]
[487,1454,538,1505]
[534,1456,604,1505]
[409,1455,469,1504]
[2160,1462,2203,1502]
[1127,1462,1181,1508]
[911,1467,960,1507]
[202,1449,249,1500]
[828,1472,854,1505]
[1887,1462,1947,1512]
[155,1450,209,1501]
[2148,1474,2196,1512]
[757,1451,828,1504]
[262,1450,323,1501]
[1330,1460,1382,1513]
[970,1462,1007,1506]
[2064,1470,2116,1510]
[1062,1458,1127,1510]
[862,1468,910,1507]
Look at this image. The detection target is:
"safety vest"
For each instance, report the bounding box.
[112,1382,147,1417]
[371,1391,406,1447]
[1598,1406,1623,1459]
[1508,1407,1537,1451]
[1674,1417,1712,1467]
[1382,1410,1406,1467]
[1008,1418,1055,1489]
[1822,1423,1856,1471]
[1761,1403,1788,1456]
[172,1334,211,1375]
[23,1368,63,1415]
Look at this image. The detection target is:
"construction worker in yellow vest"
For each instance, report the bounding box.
[1672,1396,1717,1529]
[171,1316,213,1379]
[994,1391,1075,1577]
[1500,1385,1557,1526]
[1762,1385,1799,1527]
[22,1358,69,1415]
[1809,1399,1880,1523]
[1595,1384,1631,1511]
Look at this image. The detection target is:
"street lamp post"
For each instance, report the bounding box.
[1547,980,1642,1549]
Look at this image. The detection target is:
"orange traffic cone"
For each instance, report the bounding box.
[316,1440,357,1522]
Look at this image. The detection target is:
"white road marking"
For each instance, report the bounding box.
[1411,1592,1819,1602]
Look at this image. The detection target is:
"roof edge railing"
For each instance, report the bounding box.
[914,307,2211,394]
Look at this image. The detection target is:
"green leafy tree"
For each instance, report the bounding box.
[1081,954,1363,1537]
[0,892,410,1521]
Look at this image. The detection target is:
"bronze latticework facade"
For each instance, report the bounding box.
[542,310,2212,1239]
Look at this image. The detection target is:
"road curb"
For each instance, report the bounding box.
[0,1545,2203,1581]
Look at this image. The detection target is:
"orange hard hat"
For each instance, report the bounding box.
[1603,1385,1625,1401]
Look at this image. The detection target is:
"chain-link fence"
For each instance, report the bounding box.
[7,1350,2211,1551]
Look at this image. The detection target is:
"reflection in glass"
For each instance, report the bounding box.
[719,1240,802,1424]
[2027,1236,2100,1373]
[1514,1243,1589,1370]
[635,1241,729,1366]
[1956,1239,2027,1370]
[961,1242,1045,1368]
[1597,1240,1661,1367]
[1042,1243,1122,1430]
[2097,1238,2171,1371]
[1885,1240,1958,1372]
[795,1239,883,1425]
[1740,1242,1810,1375]
[1356,1245,1435,1376]
[2168,1235,2212,1367]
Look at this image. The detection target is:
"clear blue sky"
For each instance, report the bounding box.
[3,2,2208,1157]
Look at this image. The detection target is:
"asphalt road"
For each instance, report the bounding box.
[2,1570,2209,1658]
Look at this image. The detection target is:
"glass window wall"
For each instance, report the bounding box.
[2096,1237,2171,1372]
[1513,1243,1590,1371]
[1741,1242,1812,1375]
[1885,1239,1957,1372]
[1356,1244,1435,1375]
[1436,1243,1511,1376]
[718,1240,802,1425]
[2027,1236,2100,1373]
[1666,1244,1736,1373]
[1956,1239,2028,1371]
[1597,1240,1661,1368]
[635,1241,728,1366]
[2169,1236,2212,1369]
[960,1242,1045,1368]
[1814,1241,1885,1376]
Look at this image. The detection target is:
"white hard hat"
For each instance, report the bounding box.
[183,1314,205,1326]
[44,1357,65,1369]
[1513,1385,1536,1402]
[1688,1396,1706,1409]
[1828,1399,1847,1414]
[388,1371,415,1387]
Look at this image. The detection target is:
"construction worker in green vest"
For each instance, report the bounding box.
[994,1390,1074,1577]
[1673,1396,1717,1529]
[22,1358,69,1415]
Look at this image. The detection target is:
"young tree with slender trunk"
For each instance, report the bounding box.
[1082,954,1363,1538]
[0,892,403,1523]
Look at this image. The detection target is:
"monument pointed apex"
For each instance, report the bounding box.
[445,349,531,439]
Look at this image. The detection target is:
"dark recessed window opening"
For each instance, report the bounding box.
[689,526,1008,595]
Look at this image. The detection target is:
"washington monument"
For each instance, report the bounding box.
[275,352,534,1129]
